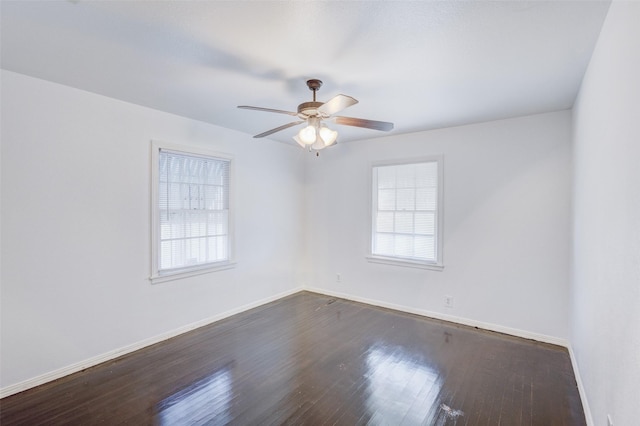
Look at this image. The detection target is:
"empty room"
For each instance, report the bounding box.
[1,1,638,425]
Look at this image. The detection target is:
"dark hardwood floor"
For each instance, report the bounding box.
[1,291,585,425]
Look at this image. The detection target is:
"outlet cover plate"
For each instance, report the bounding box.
[444,295,454,308]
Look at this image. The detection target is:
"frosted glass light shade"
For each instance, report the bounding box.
[298,125,317,145]
[319,126,338,146]
[312,137,326,150]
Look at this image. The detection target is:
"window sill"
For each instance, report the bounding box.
[366,256,444,271]
[150,262,237,284]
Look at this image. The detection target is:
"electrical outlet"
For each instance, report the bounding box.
[607,414,614,426]
[444,295,454,308]
[336,273,341,283]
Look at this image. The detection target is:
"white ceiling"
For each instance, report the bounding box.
[1,0,611,145]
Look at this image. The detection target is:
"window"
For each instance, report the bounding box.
[151,141,234,283]
[368,157,443,270]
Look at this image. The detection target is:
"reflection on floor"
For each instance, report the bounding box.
[0,291,585,425]
[365,345,443,424]
[158,363,233,425]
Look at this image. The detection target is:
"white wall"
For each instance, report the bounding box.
[305,111,572,341]
[0,70,578,397]
[571,1,640,425]
[0,70,305,391]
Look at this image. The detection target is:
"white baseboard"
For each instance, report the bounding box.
[0,286,303,399]
[568,345,594,426]
[305,286,569,347]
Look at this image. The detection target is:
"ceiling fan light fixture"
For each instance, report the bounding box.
[298,124,317,145]
[319,124,338,147]
[312,137,326,150]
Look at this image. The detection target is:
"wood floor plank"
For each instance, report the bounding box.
[0,292,585,425]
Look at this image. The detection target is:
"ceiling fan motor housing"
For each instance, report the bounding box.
[297,101,324,118]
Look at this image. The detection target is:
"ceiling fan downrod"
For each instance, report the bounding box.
[306,79,323,102]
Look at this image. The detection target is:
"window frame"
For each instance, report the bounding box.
[150,140,235,284]
[367,156,444,271]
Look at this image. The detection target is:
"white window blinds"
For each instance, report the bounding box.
[158,149,230,273]
[371,160,440,264]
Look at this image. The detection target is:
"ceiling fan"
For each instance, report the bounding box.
[238,79,393,152]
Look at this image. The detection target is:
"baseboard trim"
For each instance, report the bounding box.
[305,286,569,347]
[0,286,304,399]
[568,345,594,426]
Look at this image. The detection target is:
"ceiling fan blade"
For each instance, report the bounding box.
[238,105,298,116]
[253,121,305,138]
[334,116,394,132]
[317,95,358,116]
